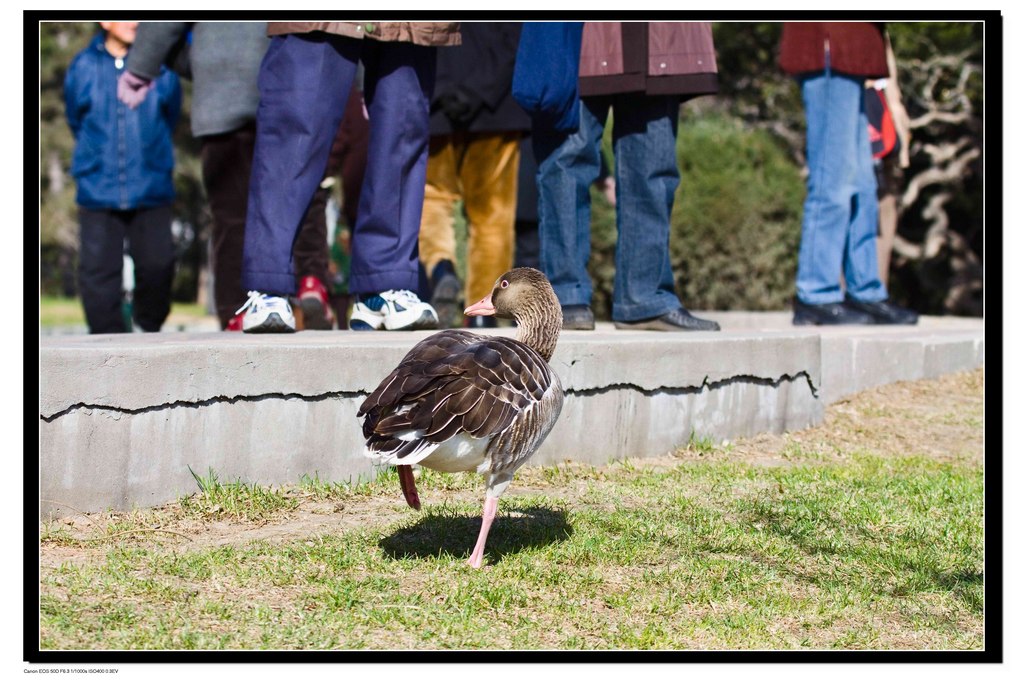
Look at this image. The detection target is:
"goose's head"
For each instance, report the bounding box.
[463,267,557,320]
[464,267,562,360]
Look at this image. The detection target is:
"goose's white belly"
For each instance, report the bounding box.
[419,433,492,474]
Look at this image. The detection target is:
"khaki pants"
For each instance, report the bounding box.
[419,131,521,305]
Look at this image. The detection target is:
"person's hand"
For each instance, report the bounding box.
[437,87,484,126]
[117,70,154,109]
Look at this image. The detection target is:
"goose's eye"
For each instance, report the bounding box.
[500,280,509,289]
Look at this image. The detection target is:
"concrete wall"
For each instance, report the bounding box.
[38,315,984,519]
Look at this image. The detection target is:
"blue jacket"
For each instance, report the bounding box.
[512,22,583,133]
[64,33,181,210]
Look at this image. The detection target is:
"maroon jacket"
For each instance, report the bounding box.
[778,22,887,78]
[578,22,718,99]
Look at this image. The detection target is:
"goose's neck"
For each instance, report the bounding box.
[514,294,562,362]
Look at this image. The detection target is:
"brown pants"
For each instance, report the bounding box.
[418,131,521,305]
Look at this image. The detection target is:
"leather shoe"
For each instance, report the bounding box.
[614,308,721,331]
[792,299,873,325]
[561,304,595,330]
[844,296,919,325]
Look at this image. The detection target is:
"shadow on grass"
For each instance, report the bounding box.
[740,501,985,611]
[379,503,572,564]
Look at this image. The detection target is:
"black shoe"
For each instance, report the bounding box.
[429,260,462,328]
[561,304,595,330]
[466,315,498,329]
[614,308,720,331]
[843,296,919,325]
[792,299,873,325]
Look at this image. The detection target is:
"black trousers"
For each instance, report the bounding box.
[77,205,175,334]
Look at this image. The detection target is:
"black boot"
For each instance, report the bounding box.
[429,259,461,328]
[843,296,919,325]
[792,299,874,325]
[614,308,720,331]
[561,304,595,330]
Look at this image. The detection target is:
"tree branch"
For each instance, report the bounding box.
[909,110,973,129]
[899,146,981,214]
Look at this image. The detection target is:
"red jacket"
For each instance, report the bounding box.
[778,22,887,78]
[578,22,718,99]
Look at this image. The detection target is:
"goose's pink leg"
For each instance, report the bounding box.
[467,497,499,569]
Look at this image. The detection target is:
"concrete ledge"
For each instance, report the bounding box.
[38,314,984,518]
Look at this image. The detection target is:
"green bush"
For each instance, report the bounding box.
[588,111,805,317]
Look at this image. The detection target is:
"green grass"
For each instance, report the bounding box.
[685,430,718,455]
[39,296,89,327]
[180,467,299,522]
[39,452,983,650]
[39,296,211,328]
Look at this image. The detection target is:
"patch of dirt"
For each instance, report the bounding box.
[673,367,984,468]
[39,368,984,569]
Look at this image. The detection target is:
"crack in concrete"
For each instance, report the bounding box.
[39,371,818,423]
[563,371,819,399]
[39,390,367,423]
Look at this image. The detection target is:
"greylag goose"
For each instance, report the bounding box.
[358,267,564,568]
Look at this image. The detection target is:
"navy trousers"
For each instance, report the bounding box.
[242,33,436,297]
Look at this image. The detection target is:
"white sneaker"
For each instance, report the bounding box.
[350,289,439,331]
[235,291,296,333]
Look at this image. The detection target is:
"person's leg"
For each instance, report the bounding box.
[348,41,436,297]
[418,134,460,280]
[534,97,607,309]
[795,68,873,305]
[290,181,337,330]
[418,134,463,327]
[461,131,520,306]
[336,83,369,231]
[125,205,175,332]
[242,33,358,297]
[77,207,128,333]
[200,123,254,329]
[875,167,898,288]
[514,221,540,270]
[838,115,916,323]
[874,224,895,286]
[843,95,887,303]
[609,94,683,322]
[514,135,541,270]
[292,184,332,287]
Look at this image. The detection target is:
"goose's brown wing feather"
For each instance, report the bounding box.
[359,331,554,462]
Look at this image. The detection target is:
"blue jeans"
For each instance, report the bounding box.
[242,33,435,296]
[535,95,683,322]
[796,67,887,304]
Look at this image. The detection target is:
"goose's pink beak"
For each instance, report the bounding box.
[464,294,496,317]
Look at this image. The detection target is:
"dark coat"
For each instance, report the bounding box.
[578,22,719,99]
[64,33,181,210]
[778,22,888,78]
[430,22,530,136]
[266,22,461,46]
